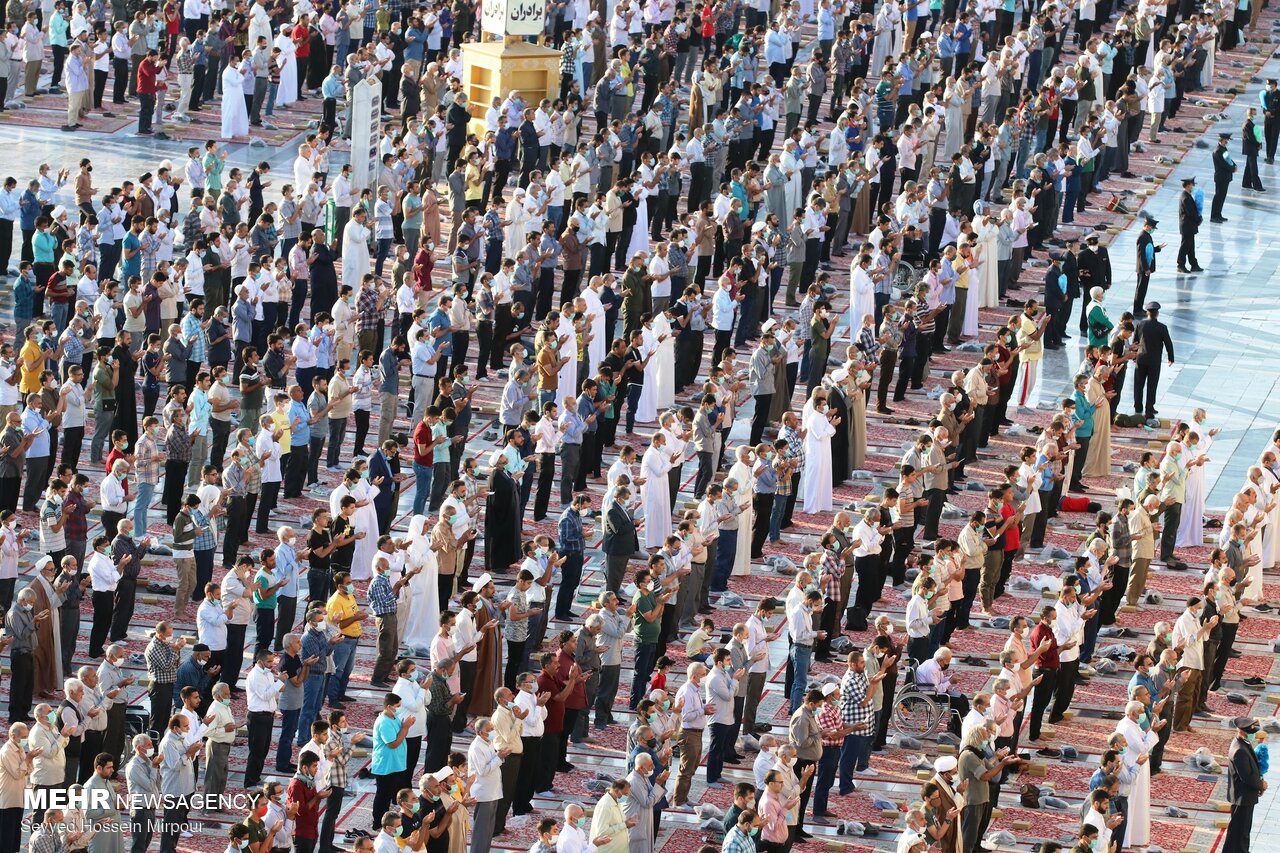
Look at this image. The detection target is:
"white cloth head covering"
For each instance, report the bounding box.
[472,572,493,592]
[406,514,431,567]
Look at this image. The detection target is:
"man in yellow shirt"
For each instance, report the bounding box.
[1014,300,1048,409]
[325,571,365,708]
[464,152,485,210]
[18,326,50,395]
[270,391,292,463]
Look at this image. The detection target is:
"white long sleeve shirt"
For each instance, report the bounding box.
[245,664,285,713]
[466,738,503,802]
[1053,601,1084,663]
[906,594,932,639]
[676,679,707,730]
[87,551,119,592]
[99,474,127,514]
[787,603,817,646]
[197,598,229,650]
[514,686,547,737]
[746,614,770,675]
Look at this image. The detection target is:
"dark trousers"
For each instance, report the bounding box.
[89,590,114,657]
[148,680,174,733]
[706,721,733,784]
[1070,435,1091,487]
[7,651,31,724]
[1028,666,1058,740]
[514,735,539,813]
[1160,502,1182,562]
[629,642,658,709]
[254,607,275,656]
[1222,798,1256,853]
[1133,361,1161,418]
[273,595,297,652]
[220,623,247,691]
[555,551,584,620]
[110,577,138,642]
[1049,658,1078,722]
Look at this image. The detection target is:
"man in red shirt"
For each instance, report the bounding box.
[292,18,311,99]
[535,651,579,796]
[1026,604,1061,745]
[135,49,163,135]
[287,750,327,851]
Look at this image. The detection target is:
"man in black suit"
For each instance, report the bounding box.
[445,93,471,169]
[1242,108,1266,192]
[1134,217,1163,315]
[601,487,639,596]
[1133,302,1175,420]
[1211,132,1236,223]
[1058,238,1080,345]
[1223,716,1265,853]
[1262,78,1280,163]
[1076,237,1102,334]
[1177,177,1203,272]
[518,107,541,189]
[1042,253,1067,349]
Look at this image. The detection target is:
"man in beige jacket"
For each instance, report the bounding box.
[1127,493,1160,606]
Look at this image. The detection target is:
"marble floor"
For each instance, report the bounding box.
[1029,52,1280,509]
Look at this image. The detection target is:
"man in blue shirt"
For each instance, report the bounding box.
[557,393,591,506]
[284,384,314,500]
[555,493,592,620]
[573,378,606,492]
[376,337,408,447]
[20,392,51,512]
[1069,374,1096,492]
[369,691,411,831]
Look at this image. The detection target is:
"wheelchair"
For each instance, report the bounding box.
[892,665,961,738]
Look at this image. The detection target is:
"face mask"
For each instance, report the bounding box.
[410,802,421,814]
[391,827,403,838]
[1137,712,1149,728]
[47,711,58,725]
[345,583,355,595]
[238,843,249,851]
[662,699,671,711]
[485,730,496,742]
[220,697,232,707]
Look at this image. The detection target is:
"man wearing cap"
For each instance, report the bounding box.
[1262,80,1280,163]
[1133,219,1162,316]
[1242,107,1266,193]
[1042,253,1067,350]
[1211,133,1236,223]
[1132,303,1174,422]
[1176,177,1202,273]
[1224,716,1265,853]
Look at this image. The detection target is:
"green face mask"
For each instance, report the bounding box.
[346,583,355,595]
[392,826,402,838]
[47,711,58,726]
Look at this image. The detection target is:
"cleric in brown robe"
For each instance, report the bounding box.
[466,574,504,718]
[30,555,71,698]
[928,756,964,853]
